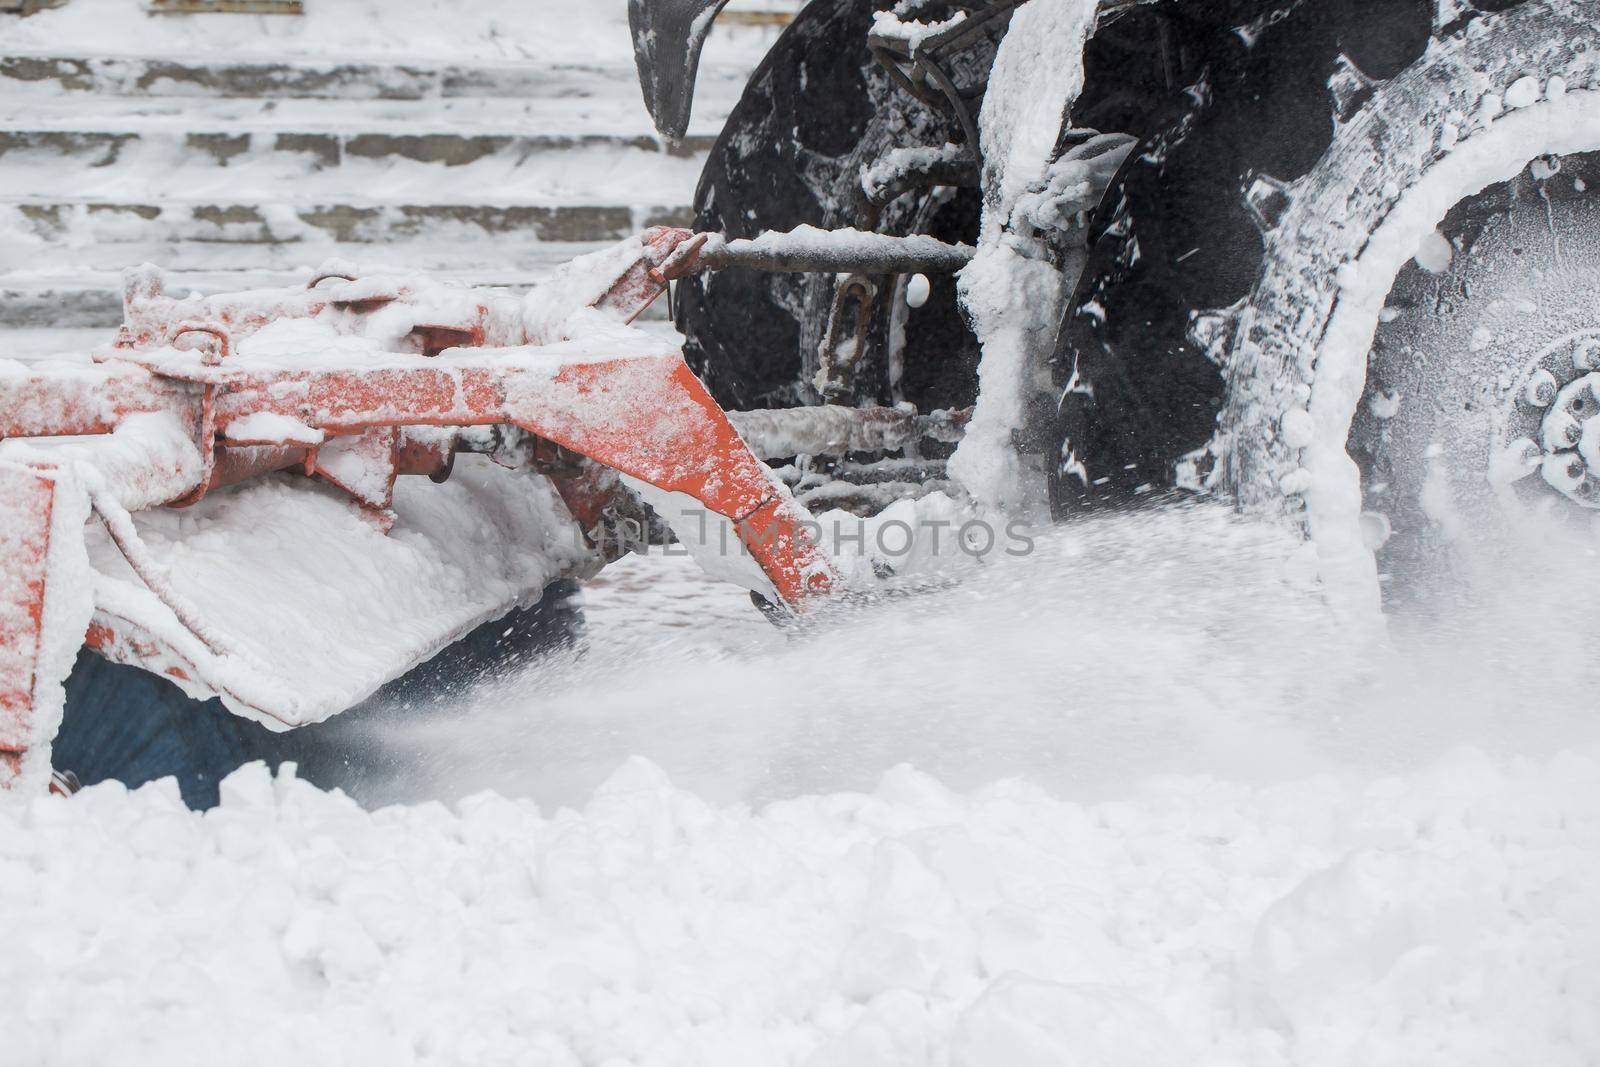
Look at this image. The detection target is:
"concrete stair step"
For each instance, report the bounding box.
[0,126,712,166]
[0,255,679,329]
[3,200,695,247]
[1,282,125,329]
[0,51,751,108]
[0,126,710,203]
[0,92,717,138]
[0,44,736,332]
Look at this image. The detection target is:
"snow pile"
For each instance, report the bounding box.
[1,745,1595,1067]
[520,236,651,344]
[4,502,1599,1062]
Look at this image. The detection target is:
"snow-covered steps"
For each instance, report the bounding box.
[0,17,755,331]
[0,280,123,328]
[0,127,712,200]
[0,52,749,126]
[2,201,694,255]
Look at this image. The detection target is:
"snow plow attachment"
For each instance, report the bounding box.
[0,228,845,792]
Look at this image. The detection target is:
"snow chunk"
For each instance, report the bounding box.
[223,413,325,447]
[906,273,932,309]
[870,8,968,48]
[861,142,968,201]
[6,742,1595,1065]
[1505,76,1542,110]
[1280,407,1316,449]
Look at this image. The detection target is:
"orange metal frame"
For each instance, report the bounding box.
[0,228,839,789]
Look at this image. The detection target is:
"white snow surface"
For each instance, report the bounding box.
[10,745,1593,1067]
[4,505,1598,1066]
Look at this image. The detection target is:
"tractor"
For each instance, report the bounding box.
[3,0,1596,803]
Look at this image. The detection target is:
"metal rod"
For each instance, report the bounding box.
[697,229,974,275]
[728,404,971,460]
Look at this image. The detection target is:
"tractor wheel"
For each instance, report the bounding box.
[678,0,1192,418]
[1051,0,1600,612]
[674,0,985,414]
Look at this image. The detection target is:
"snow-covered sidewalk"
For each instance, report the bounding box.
[3,747,1595,1067]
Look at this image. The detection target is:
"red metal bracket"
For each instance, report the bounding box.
[0,464,60,788]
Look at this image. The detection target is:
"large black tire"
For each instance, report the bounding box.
[677,0,1196,415]
[1052,0,1441,508]
[675,0,982,413]
[1050,0,1600,601]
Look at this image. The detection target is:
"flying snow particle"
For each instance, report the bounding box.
[906,273,931,309]
[1414,230,1453,274]
[1280,408,1315,449]
[1368,389,1402,421]
[1358,511,1392,550]
[1278,469,1313,496]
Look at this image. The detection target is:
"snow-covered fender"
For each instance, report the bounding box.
[629,0,734,144]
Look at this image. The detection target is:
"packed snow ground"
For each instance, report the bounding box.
[4,505,1598,1067]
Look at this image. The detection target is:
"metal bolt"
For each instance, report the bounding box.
[1541,451,1586,494]
[1525,367,1559,407]
[1359,511,1392,550]
[1490,436,1542,485]
[1580,418,1600,472]
[1544,412,1582,451]
[1574,338,1600,371]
